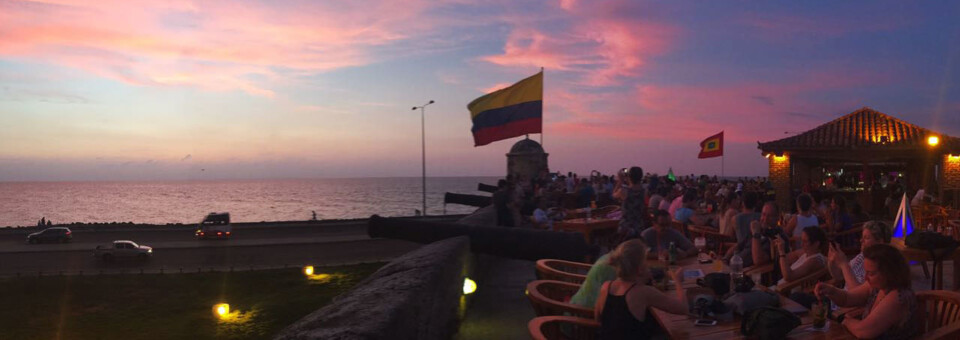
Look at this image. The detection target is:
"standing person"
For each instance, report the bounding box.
[815,244,918,339]
[613,166,647,238]
[594,239,687,339]
[492,179,514,227]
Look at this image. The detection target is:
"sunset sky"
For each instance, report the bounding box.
[2,0,960,181]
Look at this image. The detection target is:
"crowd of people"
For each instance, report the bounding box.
[509,166,920,340]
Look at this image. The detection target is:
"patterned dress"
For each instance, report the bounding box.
[618,187,647,236]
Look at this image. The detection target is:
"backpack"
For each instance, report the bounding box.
[740,306,801,340]
[697,272,731,296]
[905,231,960,261]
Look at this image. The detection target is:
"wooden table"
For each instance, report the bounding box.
[648,257,855,339]
[555,218,620,244]
[890,238,959,290]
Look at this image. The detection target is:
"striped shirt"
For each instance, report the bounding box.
[850,253,865,285]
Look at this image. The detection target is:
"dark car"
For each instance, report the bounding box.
[27,227,73,244]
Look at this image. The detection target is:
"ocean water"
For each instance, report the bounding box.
[0,177,498,227]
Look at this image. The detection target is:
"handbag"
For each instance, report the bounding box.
[740,306,801,340]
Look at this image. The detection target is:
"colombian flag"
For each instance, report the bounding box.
[698,131,724,159]
[468,71,543,146]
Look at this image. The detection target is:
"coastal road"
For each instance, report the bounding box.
[0,216,462,276]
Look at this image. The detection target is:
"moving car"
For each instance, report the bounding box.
[26,227,72,244]
[94,240,153,262]
[196,212,232,239]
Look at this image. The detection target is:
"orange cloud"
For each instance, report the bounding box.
[0,0,435,96]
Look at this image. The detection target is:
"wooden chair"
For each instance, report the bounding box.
[535,259,591,284]
[528,315,600,340]
[917,290,960,340]
[527,280,594,319]
[743,263,777,287]
[687,225,735,254]
[776,267,830,296]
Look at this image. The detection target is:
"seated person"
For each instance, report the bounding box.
[774,226,827,286]
[569,254,616,308]
[718,193,740,238]
[815,244,918,339]
[729,201,789,268]
[725,191,761,261]
[594,239,687,339]
[642,210,697,259]
[784,193,819,242]
[827,221,891,290]
[672,192,697,224]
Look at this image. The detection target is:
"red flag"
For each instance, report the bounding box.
[698,131,723,159]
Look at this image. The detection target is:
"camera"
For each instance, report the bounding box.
[762,227,782,238]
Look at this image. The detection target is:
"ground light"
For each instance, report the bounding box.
[928,136,940,147]
[303,265,314,276]
[214,303,230,319]
[463,277,477,295]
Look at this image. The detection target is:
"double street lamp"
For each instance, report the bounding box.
[412,100,434,216]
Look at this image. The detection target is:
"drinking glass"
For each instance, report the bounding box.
[694,237,706,252]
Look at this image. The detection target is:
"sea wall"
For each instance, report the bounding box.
[274,236,474,340]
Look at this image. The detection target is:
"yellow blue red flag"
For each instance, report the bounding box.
[698,131,724,158]
[467,71,542,146]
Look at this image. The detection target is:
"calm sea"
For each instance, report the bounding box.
[0,177,499,227]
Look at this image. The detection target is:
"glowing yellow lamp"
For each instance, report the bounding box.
[950,154,960,160]
[463,277,477,295]
[214,303,230,318]
[928,136,940,147]
[303,266,314,276]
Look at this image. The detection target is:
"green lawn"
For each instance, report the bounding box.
[0,263,383,339]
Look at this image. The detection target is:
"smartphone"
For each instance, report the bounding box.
[694,319,717,326]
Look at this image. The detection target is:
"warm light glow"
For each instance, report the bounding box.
[773,155,787,162]
[764,153,771,158]
[949,154,960,160]
[928,136,940,146]
[214,303,230,318]
[463,278,477,295]
[303,266,314,276]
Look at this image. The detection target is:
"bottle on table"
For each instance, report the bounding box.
[668,242,678,265]
[730,253,743,277]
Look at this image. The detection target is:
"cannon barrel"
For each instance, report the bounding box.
[368,215,592,262]
[477,183,498,193]
[443,192,491,208]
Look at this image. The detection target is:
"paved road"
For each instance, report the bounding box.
[0,216,460,276]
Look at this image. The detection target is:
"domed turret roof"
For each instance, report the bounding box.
[509,138,545,154]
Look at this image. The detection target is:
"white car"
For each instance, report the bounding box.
[94,240,153,262]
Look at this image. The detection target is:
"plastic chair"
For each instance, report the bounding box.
[917,290,960,340]
[526,280,594,319]
[528,315,600,340]
[535,259,591,284]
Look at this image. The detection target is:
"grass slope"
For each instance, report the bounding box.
[0,263,383,340]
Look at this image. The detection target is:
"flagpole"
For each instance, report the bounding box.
[540,67,544,147]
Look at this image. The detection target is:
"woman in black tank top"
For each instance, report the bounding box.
[595,239,690,339]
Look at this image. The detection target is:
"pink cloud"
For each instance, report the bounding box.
[545,69,897,144]
[480,0,677,87]
[0,0,436,96]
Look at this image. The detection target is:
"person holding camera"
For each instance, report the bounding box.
[744,201,790,268]
[613,166,647,239]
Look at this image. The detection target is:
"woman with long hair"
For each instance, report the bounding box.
[594,239,687,339]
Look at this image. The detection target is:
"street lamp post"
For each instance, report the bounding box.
[412,100,434,216]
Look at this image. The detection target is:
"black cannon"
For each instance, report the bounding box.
[443,192,491,208]
[477,183,498,193]
[368,215,593,262]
